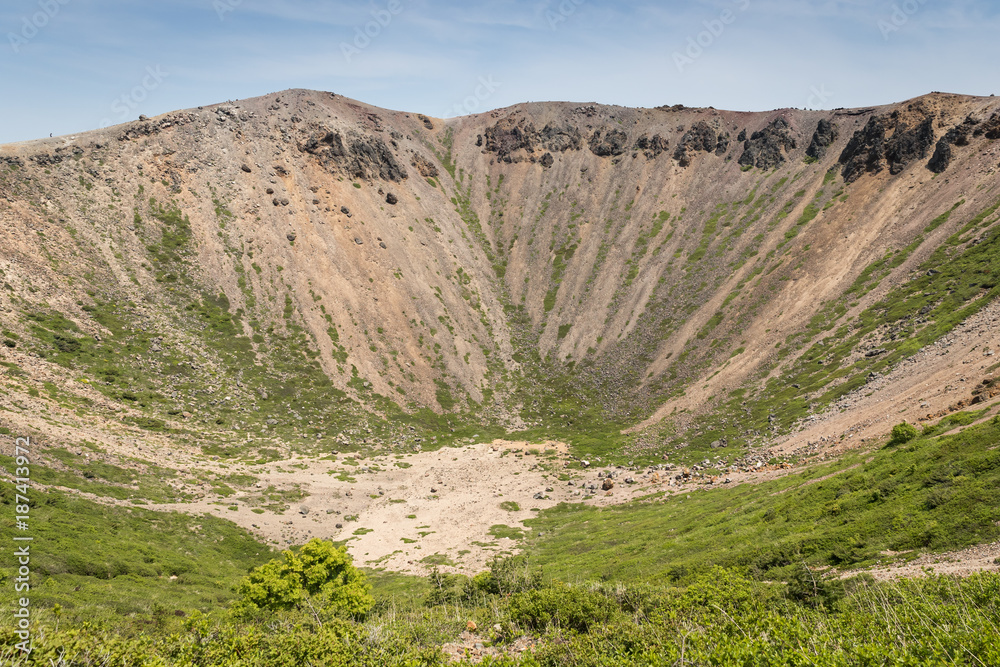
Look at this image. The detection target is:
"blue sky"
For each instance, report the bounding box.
[1,0,998,143]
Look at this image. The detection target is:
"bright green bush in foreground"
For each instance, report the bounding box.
[232,538,373,619]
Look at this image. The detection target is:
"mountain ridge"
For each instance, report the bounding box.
[2,88,999,465]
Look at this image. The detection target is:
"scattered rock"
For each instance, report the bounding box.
[241,164,252,173]
[385,192,398,205]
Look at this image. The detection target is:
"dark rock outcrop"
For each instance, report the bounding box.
[973,111,1000,140]
[588,128,628,157]
[839,111,934,182]
[839,116,887,182]
[540,152,554,168]
[411,153,439,178]
[805,119,838,160]
[673,121,723,167]
[927,141,953,174]
[483,116,538,161]
[715,132,730,156]
[928,116,980,173]
[885,116,934,175]
[301,129,407,182]
[634,134,670,158]
[738,118,797,169]
[540,123,582,152]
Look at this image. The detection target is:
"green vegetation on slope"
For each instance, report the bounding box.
[524,414,1000,583]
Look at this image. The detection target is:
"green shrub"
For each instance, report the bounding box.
[887,421,919,447]
[464,555,541,600]
[233,539,373,619]
[507,583,620,633]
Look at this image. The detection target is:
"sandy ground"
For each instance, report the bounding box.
[144,439,680,575]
